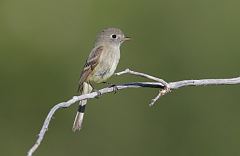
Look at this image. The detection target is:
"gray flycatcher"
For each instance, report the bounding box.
[72,27,130,131]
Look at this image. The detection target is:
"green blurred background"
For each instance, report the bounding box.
[0,0,240,155]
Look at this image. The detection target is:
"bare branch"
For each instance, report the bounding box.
[168,77,240,89]
[116,68,169,87]
[27,82,165,156]
[27,69,240,156]
[149,90,162,106]
[149,88,171,106]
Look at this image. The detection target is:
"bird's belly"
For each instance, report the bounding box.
[89,55,119,83]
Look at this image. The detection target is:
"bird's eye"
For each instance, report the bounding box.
[111,34,117,39]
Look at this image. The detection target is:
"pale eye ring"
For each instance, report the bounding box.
[111,34,117,39]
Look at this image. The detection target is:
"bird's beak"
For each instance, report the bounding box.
[123,37,131,41]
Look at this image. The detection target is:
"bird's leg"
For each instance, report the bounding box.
[89,82,102,98]
[103,82,118,94]
[111,84,118,94]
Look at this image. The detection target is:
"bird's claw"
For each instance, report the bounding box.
[110,84,118,94]
[103,82,118,94]
[94,89,102,98]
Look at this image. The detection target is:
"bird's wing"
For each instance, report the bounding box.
[77,45,104,92]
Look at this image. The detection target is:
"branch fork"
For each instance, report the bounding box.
[115,68,170,106]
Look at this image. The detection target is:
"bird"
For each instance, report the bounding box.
[72,27,130,131]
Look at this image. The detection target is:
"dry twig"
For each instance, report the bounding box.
[27,68,240,156]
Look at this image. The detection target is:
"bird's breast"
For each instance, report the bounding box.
[90,47,120,83]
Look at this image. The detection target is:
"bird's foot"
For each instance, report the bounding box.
[110,84,118,94]
[103,82,118,94]
[93,89,102,98]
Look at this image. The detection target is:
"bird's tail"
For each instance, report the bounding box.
[72,82,92,132]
